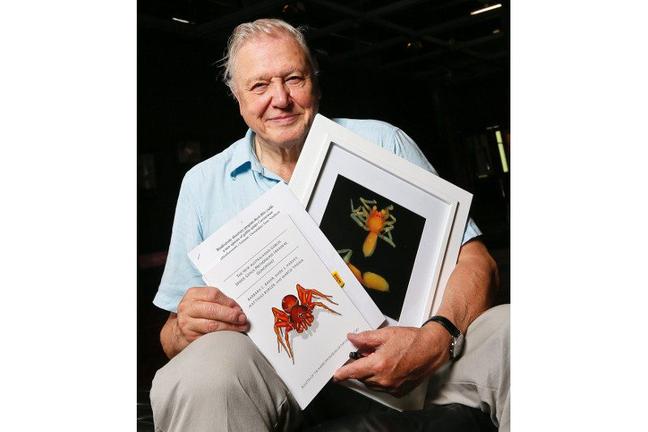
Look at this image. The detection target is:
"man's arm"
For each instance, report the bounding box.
[432,239,499,336]
[333,239,498,396]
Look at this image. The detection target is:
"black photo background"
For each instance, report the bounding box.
[318,174,426,321]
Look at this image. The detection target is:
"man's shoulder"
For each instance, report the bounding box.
[332,118,400,137]
[331,118,406,149]
[331,117,414,152]
[331,116,436,173]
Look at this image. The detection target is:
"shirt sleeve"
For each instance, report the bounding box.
[153,169,205,312]
[388,126,482,244]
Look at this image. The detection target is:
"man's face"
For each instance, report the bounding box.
[231,33,320,151]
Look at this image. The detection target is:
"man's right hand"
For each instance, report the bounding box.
[161,287,249,358]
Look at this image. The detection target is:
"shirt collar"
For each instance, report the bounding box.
[229,129,284,182]
[229,128,264,178]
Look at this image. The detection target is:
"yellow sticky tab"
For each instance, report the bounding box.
[331,271,345,288]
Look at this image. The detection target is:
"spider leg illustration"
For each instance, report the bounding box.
[310,301,341,315]
[296,284,341,314]
[272,307,294,363]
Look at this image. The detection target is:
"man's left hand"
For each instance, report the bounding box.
[333,325,452,397]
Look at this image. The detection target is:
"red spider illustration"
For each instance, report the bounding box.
[272,283,341,363]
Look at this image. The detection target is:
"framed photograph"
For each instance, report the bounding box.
[290,114,473,327]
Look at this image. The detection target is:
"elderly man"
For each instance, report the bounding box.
[150,18,509,432]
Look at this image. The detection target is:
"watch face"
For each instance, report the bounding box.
[451,334,465,359]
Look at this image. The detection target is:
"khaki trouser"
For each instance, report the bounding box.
[150,304,510,432]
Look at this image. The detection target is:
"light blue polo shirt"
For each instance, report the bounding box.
[153,118,482,312]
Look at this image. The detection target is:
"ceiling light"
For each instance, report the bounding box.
[470,3,502,15]
[172,17,192,24]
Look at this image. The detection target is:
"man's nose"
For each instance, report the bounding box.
[269,81,290,108]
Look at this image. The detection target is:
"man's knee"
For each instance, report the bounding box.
[429,305,510,427]
[468,304,510,390]
[468,304,509,348]
[458,304,510,390]
[151,331,299,431]
[150,331,261,410]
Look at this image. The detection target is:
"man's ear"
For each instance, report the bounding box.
[237,99,245,117]
[231,89,242,113]
[312,82,322,104]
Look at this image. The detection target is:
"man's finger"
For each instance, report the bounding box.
[192,300,247,324]
[186,317,249,335]
[187,286,242,310]
[333,356,375,382]
[347,330,387,350]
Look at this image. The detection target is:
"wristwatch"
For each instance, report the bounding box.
[422,315,465,360]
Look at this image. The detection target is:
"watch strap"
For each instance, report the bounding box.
[422,315,464,360]
[422,315,461,338]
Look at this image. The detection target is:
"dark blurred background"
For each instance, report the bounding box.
[138,0,509,428]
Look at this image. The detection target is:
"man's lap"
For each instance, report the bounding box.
[151,304,509,431]
[151,331,302,431]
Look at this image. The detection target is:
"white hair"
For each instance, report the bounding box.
[220,18,319,95]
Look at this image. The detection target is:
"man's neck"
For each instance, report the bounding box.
[254,137,302,182]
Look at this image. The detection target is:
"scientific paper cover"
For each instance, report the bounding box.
[188,183,384,409]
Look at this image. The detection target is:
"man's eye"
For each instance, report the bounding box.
[286,76,304,85]
[251,83,268,92]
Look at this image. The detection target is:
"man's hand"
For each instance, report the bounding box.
[333,324,452,397]
[332,240,498,397]
[161,287,249,358]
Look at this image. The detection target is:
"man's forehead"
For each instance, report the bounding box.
[243,66,302,82]
[233,33,309,75]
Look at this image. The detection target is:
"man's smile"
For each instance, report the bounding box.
[266,113,300,125]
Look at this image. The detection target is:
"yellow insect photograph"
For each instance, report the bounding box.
[318,174,426,321]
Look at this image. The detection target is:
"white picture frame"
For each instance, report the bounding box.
[289,114,473,327]
[289,114,474,411]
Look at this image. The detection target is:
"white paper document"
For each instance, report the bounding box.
[188,183,384,409]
